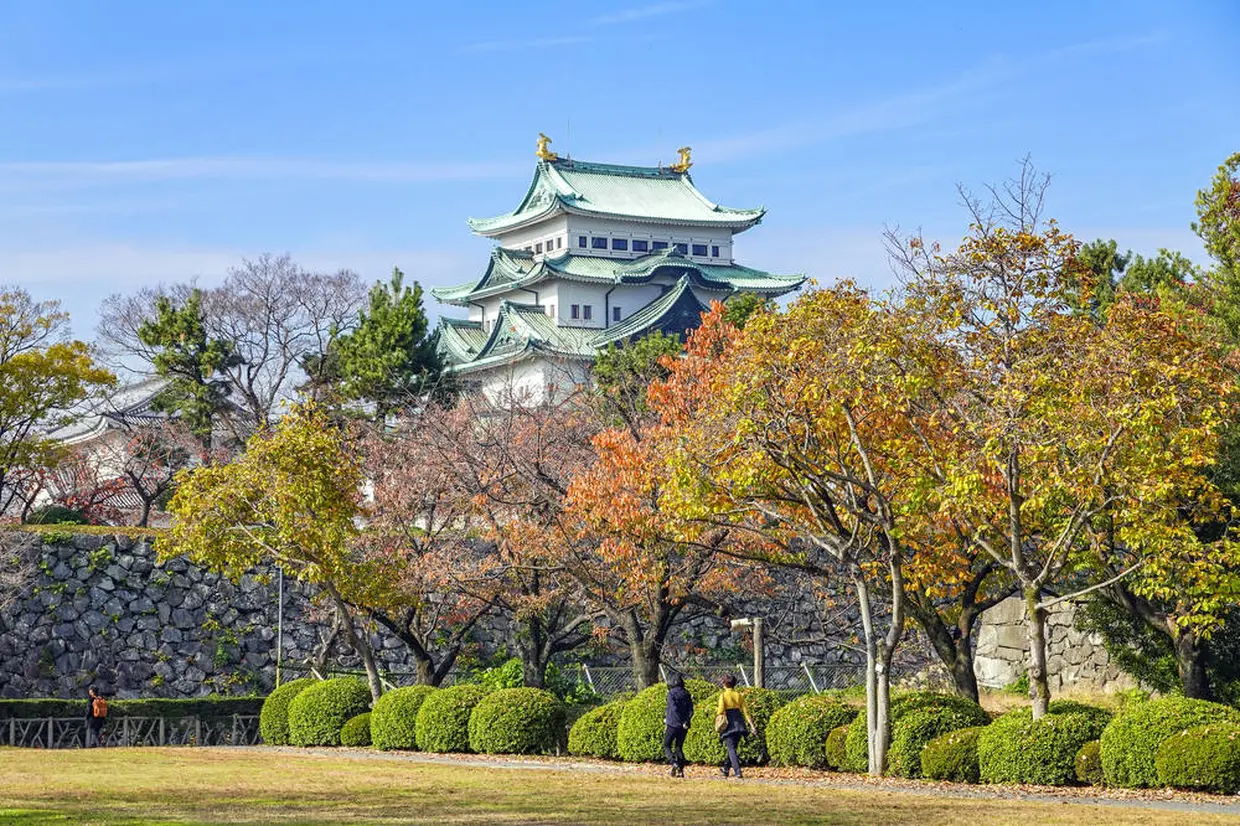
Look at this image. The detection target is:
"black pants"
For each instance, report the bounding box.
[86,721,104,748]
[663,725,687,768]
[721,733,742,776]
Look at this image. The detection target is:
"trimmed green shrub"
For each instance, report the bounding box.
[287,678,371,747]
[921,726,984,783]
[888,703,990,778]
[259,678,315,746]
[1075,740,1103,786]
[683,688,789,766]
[1100,696,1240,788]
[977,707,1109,786]
[415,684,487,753]
[370,685,437,751]
[340,712,372,747]
[766,695,858,768]
[24,505,88,525]
[615,679,716,762]
[826,725,851,771]
[844,691,987,773]
[0,696,263,723]
[1155,723,1240,794]
[468,687,565,755]
[568,699,627,759]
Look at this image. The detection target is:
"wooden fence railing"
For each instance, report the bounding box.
[2,715,262,748]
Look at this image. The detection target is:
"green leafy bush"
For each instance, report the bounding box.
[0,696,263,723]
[844,691,987,773]
[977,707,1110,786]
[826,725,851,771]
[683,688,789,766]
[615,679,715,762]
[340,712,372,747]
[370,685,437,751]
[1100,696,1240,788]
[568,699,627,759]
[287,678,371,747]
[467,687,565,755]
[921,726,984,783]
[1075,740,1103,786]
[414,684,487,753]
[766,695,858,768]
[1155,723,1240,794]
[24,505,89,525]
[259,678,315,746]
[888,703,990,778]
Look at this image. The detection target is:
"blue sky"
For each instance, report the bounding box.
[1,0,1237,337]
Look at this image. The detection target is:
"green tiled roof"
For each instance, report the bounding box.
[467,159,765,236]
[436,277,720,375]
[431,248,804,307]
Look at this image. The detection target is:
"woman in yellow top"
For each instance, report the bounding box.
[715,674,755,778]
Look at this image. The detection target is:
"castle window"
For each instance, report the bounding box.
[557,237,563,249]
[652,241,668,251]
[592,237,608,249]
[548,304,556,318]
[674,243,688,254]
[712,245,720,257]
[612,238,628,251]
[583,305,593,320]
[535,242,543,253]
[571,304,580,319]
[692,244,708,256]
[612,306,621,322]
[632,240,649,253]
[579,236,587,248]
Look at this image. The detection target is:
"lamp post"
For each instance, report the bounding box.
[729,617,765,688]
[275,565,284,688]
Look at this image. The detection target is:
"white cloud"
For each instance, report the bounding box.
[588,1,710,26]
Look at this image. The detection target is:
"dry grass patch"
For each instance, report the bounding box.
[0,747,1231,825]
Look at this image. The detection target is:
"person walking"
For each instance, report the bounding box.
[85,686,108,748]
[662,674,694,777]
[714,674,754,779]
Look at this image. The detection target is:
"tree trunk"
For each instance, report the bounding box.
[1172,625,1212,700]
[907,600,980,702]
[1025,587,1050,719]
[630,637,662,689]
[328,589,383,701]
[855,572,891,776]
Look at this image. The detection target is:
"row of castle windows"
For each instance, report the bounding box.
[543,304,623,323]
[519,235,723,259]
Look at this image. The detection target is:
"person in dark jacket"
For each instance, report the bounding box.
[663,674,694,777]
[84,685,106,748]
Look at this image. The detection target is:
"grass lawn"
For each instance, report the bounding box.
[0,747,1234,825]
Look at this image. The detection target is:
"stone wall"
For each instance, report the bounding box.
[973,596,1136,694]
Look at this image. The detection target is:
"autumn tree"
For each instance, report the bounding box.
[357,404,498,686]
[0,288,114,519]
[656,295,952,774]
[889,160,1238,718]
[164,403,385,700]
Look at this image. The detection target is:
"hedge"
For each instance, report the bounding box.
[844,692,987,773]
[568,699,627,759]
[766,695,858,769]
[467,687,565,755]
[415,684,488,753]
[615,679,716,762]
[371,685,437,751]
[259,679,316,746]
[683,688,788,766]
[888,703,990,779]
[1100,696,1240,788]
[340,712,372,747]
[1155,723,1240,794]
[287,678,372,747]
[0,696,264,723]
[921,726,984,783]
[1075,740,1103,786]
[977,706,1109,786]
[825,725,850,770]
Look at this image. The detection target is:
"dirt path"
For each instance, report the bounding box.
[235,746,1240,817]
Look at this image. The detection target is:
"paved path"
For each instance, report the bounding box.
[234,746,1240,817]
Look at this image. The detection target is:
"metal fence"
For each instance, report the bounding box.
[2,715,262,749]
[579,663,863,698]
